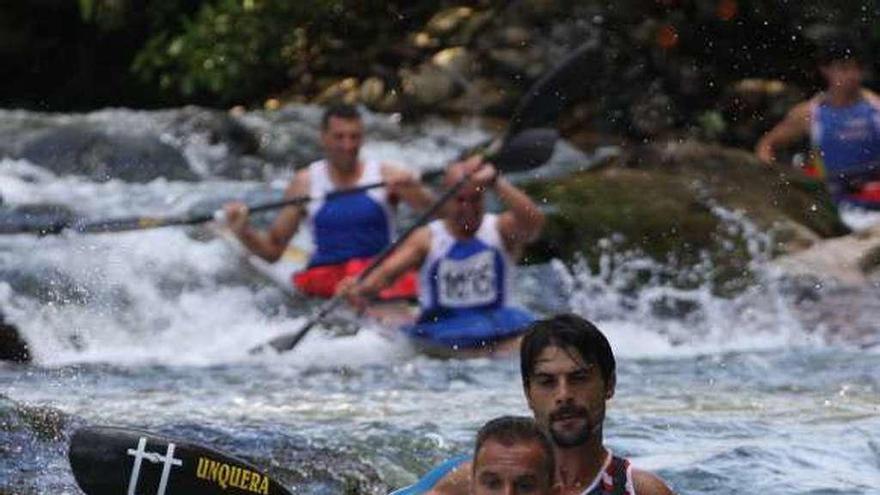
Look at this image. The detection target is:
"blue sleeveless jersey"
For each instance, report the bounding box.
[811,98,880,181]
[404,216,534,348]
[305,160,393,268]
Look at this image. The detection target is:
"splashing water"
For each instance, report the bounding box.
[1,106,878,494]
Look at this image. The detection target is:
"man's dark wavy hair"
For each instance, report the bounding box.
[520,314,616,388]
[321,103,361,130]
[816,32,865,66]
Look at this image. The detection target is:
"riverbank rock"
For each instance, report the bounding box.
[523,140,848,295]
[0,313,29,363]
[773,223,880,286]
[20,125,196,183]
[771,226,880,346]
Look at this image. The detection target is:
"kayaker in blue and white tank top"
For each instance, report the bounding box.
[342,156,545,353]
[224,103,433,299]
[756,33,880,203]
[807,93,880,198]
[411,213,534,349]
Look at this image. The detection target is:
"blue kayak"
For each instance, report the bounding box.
[401,306,535,350]
[389,455,470,495]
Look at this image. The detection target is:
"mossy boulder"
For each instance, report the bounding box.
[523,141,849,295]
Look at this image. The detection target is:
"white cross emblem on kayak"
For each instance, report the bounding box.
[126,437,183,495]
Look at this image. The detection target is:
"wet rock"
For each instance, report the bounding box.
[315,77,360,105]
[20,126,196,182]
[431,47,476,78]
[425,6,475,39]
[210,155,271,181]
[420,6,492,47]
[0,313,29,363]
[487,47,547,79]
[359,77,387,107]
[779,281,880,346]
[409,31,440,50]
[498,25,532,47]
[400,63,459,109]
[774,224,880,286]
[172,106,260,156]
[523,141,848,295]
[0,397,80,492]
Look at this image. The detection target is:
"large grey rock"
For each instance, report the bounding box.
[523,141,849,296]
[774,224,880,286]
[20,126,196,182]
[171,106,260,157]
[400,63,460,108]
[0,312,29,363]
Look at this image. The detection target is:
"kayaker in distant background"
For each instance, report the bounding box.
[341,155,544,354]
[756,33,880,206]
[224,103,434,299]
[400,315,675,495]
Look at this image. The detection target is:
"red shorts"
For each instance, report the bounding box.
[293,257,418,300]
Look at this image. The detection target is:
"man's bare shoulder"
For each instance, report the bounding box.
[426,460,472,495]
[632,467,675,495]
[380,161,407,172]
[787,99,814,121]
[861,88,880,106]
[285,168,310,196]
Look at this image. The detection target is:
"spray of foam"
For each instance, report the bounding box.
[553,202,823,359]
[1,223,415,367]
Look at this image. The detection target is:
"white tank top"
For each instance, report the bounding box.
[419,214,514,312]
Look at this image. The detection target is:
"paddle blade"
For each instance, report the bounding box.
[507,40,599,136]
[489,127,559,173]
[69,426,292,495]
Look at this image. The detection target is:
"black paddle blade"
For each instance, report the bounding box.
[69,426,293,495]
[507,40,599,136]
[489,127,559,173]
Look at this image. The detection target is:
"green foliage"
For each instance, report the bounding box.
[132,0,316,104]
[130,0,446,105]
[75,0,128,30]
[78,0,95,22]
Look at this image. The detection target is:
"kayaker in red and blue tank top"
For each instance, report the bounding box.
[223,104,434,298]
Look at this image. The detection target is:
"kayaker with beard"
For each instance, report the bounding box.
[393,314,675,495]
[756,33,880,205]
[341,156,545,354]
[224,103,434,299]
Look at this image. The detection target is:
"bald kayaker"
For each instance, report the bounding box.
[224,103,434,299]
[341,155,544,354]
[471,416,556,495]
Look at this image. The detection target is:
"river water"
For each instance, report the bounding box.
[1,107,878,494]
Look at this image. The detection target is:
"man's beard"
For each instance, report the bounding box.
[548,405,593,448]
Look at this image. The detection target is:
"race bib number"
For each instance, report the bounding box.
[437,250,498,307]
